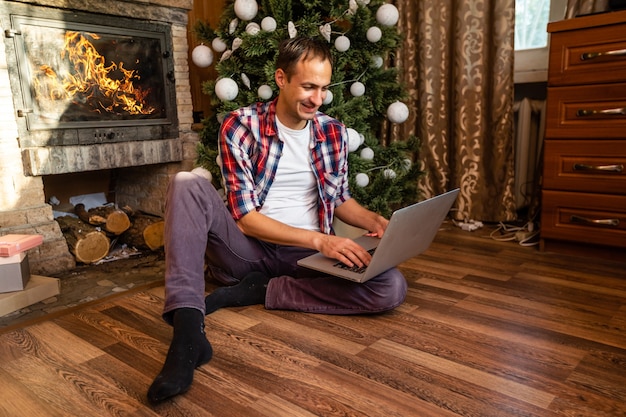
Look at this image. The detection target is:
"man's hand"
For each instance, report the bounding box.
[313,233,373,268]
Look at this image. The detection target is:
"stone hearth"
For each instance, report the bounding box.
[0,0,198,275]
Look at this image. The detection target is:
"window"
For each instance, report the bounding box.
[514,0,567,83]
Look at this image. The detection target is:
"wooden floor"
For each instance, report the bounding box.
[1,223,625,416]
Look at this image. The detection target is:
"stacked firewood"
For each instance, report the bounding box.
[56,204,164,264]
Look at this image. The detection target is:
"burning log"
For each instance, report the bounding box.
[74,204,131,235]
[56,216,110,264]
[120,212,164,251]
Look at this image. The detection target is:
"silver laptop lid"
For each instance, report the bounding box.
[360,188,459,280]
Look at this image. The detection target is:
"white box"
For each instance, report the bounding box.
[0,252,30,293]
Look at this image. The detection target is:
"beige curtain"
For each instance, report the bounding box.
[565,0,610,18]
[390,0,516,222]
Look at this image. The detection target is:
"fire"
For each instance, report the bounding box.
[33,31,155,116]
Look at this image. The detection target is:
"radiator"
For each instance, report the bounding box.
[513,98,546,212]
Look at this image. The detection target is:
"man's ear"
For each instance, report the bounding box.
[275,69,286,89]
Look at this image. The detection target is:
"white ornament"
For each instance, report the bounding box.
[261,16,277,32]
[376,4,400,27]
[241,73,251,89]
[360,147,374,160]
[288,21,297,38]
[215,77,239,101]
[191,44,213,68]
[387,101,410,123]
[346,128,361,152]
[359,133,365,145]
[402,158,412,170]
[348,0,358,15]
[229,18,239,34]
[366,26,382,43]
[319,23,332,42]
[232,37,243,51]
[383,168,397,179]
[355,173,370,187]
[220,50,233,63]
[350,81,365,97]
[246,22,261,36]
[323,90,333,105]
[258,84,273,100]
[371,55,384,68]
[233,0,258,21]
[335,35,350,52]
[212,38,227,53]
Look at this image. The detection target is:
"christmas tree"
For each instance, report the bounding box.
[192,0,422,218]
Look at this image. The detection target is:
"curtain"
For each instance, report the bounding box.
[390,0,516,222]
[565,0,610,18]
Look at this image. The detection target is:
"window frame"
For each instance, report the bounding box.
[514,0,568,83]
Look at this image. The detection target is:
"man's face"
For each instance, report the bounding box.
[275,56,332,130]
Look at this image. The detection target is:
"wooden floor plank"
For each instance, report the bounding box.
[240,308,369,356]
[251,393,320,417]
[0,367,64,417]
[371,338,556,409]
[1,352,134,416]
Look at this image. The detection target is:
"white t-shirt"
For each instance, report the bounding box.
[259,118,320,231]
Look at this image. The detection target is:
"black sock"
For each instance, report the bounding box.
[205,271,270,314]
[147,308,213,404]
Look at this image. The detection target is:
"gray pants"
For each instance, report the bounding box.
[162,171,407,322]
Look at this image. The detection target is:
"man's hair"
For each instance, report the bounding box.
[276,37,333,80]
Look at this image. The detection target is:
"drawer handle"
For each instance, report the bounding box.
[573,163,624,173]
[570,215,620,227]
[576,107,626,117]
[580,48,626,60]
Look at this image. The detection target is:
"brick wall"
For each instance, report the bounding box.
[0,0,198,274]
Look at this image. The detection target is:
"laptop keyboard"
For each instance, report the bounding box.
[333,248,376,274]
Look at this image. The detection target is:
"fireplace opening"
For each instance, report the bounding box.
[42,166,169,265]
[4,3,178,150]
[43,171,116,214]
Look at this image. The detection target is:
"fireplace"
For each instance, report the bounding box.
[0,0,197,275]
[8,10,178,147]
[2,2,186,176]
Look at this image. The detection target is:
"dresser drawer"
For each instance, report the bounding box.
[543,140,626,194]
[541,190,626,248]
[548,18,626,86]
[545,83,626,138]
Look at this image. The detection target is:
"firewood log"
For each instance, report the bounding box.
[74,203,106,225]
[74,204,131,235]
[56,216,110,264]
[120,213,164,251]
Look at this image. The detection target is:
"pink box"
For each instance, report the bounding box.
[0,234,43,257]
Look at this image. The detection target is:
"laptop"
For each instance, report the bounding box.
[297,188,460,282]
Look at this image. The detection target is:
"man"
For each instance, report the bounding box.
[147,37,407,403]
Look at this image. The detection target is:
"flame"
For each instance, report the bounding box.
[33,31,155,116]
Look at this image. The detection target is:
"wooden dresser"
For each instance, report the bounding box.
[540,10,626,260]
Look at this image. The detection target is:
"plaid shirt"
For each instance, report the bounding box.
[219,99,351,235]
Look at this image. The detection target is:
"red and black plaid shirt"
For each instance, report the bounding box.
[219,99,351,234]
